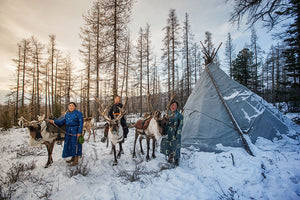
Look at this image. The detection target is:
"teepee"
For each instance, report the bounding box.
[181,43,294,155]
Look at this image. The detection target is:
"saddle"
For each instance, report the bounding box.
[134,116,152,130]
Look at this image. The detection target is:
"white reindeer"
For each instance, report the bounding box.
[94,96,128,166]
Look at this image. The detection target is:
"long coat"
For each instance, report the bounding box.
[55,109,83,158]
[160,110,183,160]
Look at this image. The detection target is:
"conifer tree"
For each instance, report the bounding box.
[232,48,254,88]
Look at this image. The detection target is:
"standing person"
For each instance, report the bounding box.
[101,96,129,142]
[160,100,183,166]
[49,102,83,166]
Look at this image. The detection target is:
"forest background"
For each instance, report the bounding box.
[0,0,299,128]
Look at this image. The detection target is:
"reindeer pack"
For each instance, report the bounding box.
[94,96,128,166]
[132,93,176,161]
[19,115,66,168]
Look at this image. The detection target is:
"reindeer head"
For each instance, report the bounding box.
[147,93,177,136]
[152,110,168,136]
[95,96,128,136]
[20,116,43,140]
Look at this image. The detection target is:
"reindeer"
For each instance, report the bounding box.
[132,93,177,161]
[83,117,96,142]
[21,115,66,168]
[94,96,128,166]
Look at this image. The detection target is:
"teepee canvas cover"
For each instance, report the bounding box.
[182,63,290,153]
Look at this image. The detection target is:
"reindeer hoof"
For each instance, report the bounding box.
[44,163,51,168]
[152,154,156,159]
[146,156,150,161]
[112,161,118,166]
[132,153,137,158]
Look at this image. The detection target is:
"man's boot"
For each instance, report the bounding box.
[168,156,173,163]
[66,157,74,163]
[69,156,79,166]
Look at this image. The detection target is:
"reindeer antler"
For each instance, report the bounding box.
[164,93,177,119]
[37,114,45,122]
[94,96,111,122]
[18,116,30,127]
[167,93,177,115]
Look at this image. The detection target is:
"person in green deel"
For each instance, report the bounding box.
[160,100,183,166]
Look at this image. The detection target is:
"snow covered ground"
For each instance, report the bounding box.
[1,116,300,200]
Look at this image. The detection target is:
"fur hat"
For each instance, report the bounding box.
[171,100,179,106]
[69,102,77,107]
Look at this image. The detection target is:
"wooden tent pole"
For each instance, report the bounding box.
[205,65,254,156]
[200,41,254,156]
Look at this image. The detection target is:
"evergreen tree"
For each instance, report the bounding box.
[232,48,254,88]
[281,0,300,110]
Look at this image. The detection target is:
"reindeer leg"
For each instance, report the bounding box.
[117,142,122,159]
[152,138,156,159]
[132,130,138,158]
[146,137,150,161]
[44,142,50,168]
[87,130,91,141]
[44,141,54,168]
[93,129,96,142]
[112,143,118,166]
[139,136,144,155]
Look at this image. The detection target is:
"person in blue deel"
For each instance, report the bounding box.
[49,102,83,166]
[160,100,183,167]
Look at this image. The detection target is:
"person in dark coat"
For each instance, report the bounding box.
[160,100,183,166]
[49,102,83,166]
[101,96,129,142]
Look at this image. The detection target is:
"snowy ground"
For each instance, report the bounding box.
[1,117,300,200]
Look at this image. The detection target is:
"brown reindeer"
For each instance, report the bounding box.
[83,117,96,142]
[21,115,66,168]
[94,96,128,166]
[133,93,177,161]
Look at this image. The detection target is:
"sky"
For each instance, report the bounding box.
[0,0,280,104]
